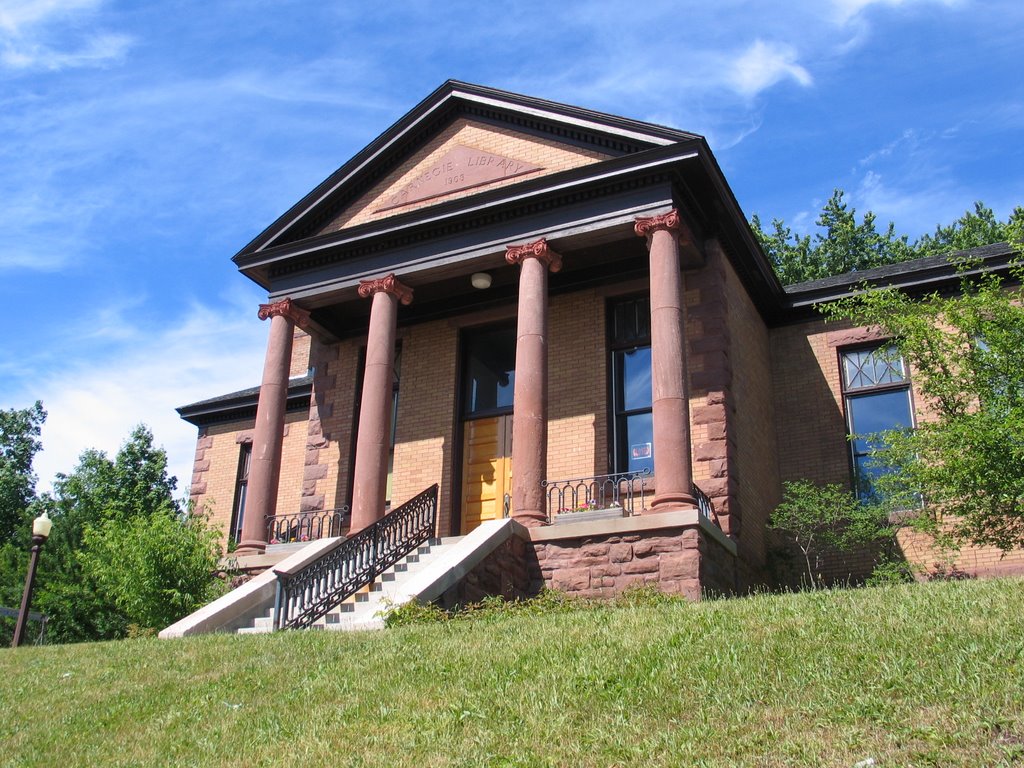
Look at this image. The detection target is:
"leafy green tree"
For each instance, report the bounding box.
[2,425,225,643]
[752,190,913,284]
[752,192,1021,284]
[769,480,895,589]
[0,401,45,542]
[812,191,913,278]
[750,214,813,286]
[915,203,1024,257]
[78,506,224,633]
[822,256,1024,551]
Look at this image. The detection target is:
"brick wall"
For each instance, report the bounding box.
[322,118,610,232]
[306,336,360,513]
[684,242,738,539]
[290,329,311,377]
[770,319,851,488]
[896,528,1024,578]
[769,317,1024,581]
[390,319,459,534]
[546,289,607,485]
[454,536,534,605]
[719,243,781,571]
[190,410,308,551]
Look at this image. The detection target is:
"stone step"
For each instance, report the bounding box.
[239,534,470,634]
[237,624,273,635]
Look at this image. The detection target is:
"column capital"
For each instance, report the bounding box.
[634,209,682,240]
[357,273,414,305]
[505,238,562,272]
[258,297,311,328]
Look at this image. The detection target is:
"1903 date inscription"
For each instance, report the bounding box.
[378,145,542,211]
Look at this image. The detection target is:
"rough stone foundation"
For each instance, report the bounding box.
[458,514,737,604]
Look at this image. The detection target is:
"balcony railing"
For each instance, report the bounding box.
[541,470,721,527]
[542,470,651,522]
[265,506,351,545]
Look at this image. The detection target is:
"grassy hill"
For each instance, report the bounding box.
[2,579,1022,767]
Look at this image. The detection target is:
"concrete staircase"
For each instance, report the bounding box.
[237,536,464,634]
[160,517,524,640]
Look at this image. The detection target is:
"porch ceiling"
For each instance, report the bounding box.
[307,235,649,340]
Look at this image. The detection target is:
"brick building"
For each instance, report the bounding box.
[177,81,1024,611]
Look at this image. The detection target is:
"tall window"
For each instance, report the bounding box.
[229,442,252,544]
[609,296,654,474]
[841,345,914,500]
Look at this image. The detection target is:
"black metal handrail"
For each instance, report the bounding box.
[266,507,350,545]
[542,470,651,521]
[692,483,720,527]
[272,485,438,631]
[541,470,721,528]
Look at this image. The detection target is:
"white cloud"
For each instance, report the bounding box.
[1,30,130,70]
[728,39,813,98]
[858,128,917,167]
[0,0,100,33]
[19,287,271,496]
[830,0,963,24]
[0,0,131,72]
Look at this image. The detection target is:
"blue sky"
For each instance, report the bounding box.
[3,0,1022,494]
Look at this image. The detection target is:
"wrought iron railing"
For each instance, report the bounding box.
[266,507,350,545]
[541,470,721,528]
[272,484,438,631]
[692,483,720,527]
[542,470,651,521]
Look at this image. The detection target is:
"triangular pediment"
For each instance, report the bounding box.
[319,118,609,233]
[237,81,703,257]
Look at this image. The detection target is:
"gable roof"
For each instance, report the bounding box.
[233,80,704,261]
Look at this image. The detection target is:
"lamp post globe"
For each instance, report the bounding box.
[11,512,52,648]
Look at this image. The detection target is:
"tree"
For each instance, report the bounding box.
[751,193,1022,285]
[915,203,1024,257]
[769,480,895,589]
[822,255,1024,551]
[752,190,913,284]
[1,424,225,643]
[0,401,45,542]
[78,505,224,632]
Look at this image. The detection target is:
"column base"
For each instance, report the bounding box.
[234,539,267,556]
[512,510,548,527]
[648,492,698,514]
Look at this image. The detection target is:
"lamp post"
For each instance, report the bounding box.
[11,512,52,649]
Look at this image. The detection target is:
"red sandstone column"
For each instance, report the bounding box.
[237,298,311,555]
[350,274,413,533]
[505,238,562,526]
[635,210,698,511]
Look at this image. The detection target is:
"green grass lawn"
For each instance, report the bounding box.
[2,579,1023,767]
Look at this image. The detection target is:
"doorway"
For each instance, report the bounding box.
[459,325,516,534]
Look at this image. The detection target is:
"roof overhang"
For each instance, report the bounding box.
[177,376,313,427]
[780,242,1020,323]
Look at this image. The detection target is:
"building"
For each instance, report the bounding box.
[176,81,1024,619]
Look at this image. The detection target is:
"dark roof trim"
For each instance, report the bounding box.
[779,243,1019,321]
[236,142,702,282]
[177,375,313,427]
[233,80,703,259]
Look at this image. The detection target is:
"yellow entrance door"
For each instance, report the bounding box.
[461,415,513,534]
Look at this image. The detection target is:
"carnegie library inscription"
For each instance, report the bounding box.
[377,145,542,211]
